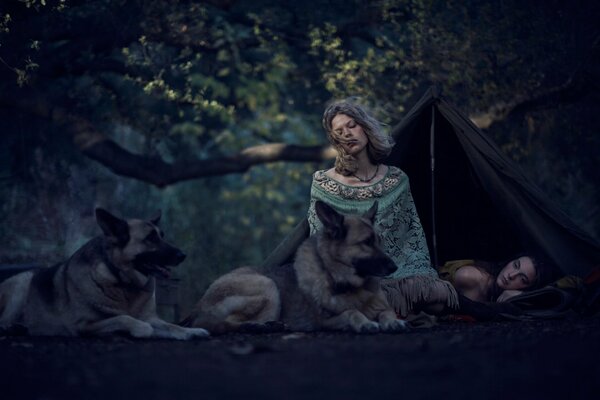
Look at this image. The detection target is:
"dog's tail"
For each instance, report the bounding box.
[178,292,282,334]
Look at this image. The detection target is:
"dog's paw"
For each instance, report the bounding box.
[130,322,154,338]
[355,320,380,334]
[186,327,210,339]
[380,319,409,333]
[168,327,210,340]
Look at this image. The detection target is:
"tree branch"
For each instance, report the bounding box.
[470,34,600,129]
[82,139,335,187]
[469,77,597,129]
[2,95,335,187]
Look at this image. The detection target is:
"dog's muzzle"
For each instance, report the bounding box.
[133,248,186,279]
[172,250,186,265]
[354,256,398,277]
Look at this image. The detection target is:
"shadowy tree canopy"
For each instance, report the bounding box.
[2,0,597,185]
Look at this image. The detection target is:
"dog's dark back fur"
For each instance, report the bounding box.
[29,263,62,306]
[265,260,322,331]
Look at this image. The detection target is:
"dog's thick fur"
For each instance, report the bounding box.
[184,201,407,333]
[0,209,209,340]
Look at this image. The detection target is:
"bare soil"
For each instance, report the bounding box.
[1,315,599,400]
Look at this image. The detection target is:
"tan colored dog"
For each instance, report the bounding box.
[183,201,407,333]
[0,209,209,340]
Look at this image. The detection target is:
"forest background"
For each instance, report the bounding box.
[1,0,598,313]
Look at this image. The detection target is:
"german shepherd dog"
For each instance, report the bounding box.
[183,201,408,333]
[0,209,209,340]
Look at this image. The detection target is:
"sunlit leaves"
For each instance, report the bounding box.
[169,121,204,138]
[189,74,230,99]
[20,0,47,9]
[0,13,11,34]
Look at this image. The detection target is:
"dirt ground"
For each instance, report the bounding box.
[1,315,599,400]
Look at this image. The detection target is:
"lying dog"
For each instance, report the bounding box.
[0,209,209,340]
[183,201,407,333]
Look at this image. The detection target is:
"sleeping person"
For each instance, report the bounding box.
[437,254,547,303]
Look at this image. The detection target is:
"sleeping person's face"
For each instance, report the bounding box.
[496,256,537,290]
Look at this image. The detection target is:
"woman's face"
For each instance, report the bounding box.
[496,256,537,290]
[330,113,368,156]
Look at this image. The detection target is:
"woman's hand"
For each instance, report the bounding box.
[496,289,523,302]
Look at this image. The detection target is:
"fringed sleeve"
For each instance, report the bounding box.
[378,177,435,279]
[381,275,459,318]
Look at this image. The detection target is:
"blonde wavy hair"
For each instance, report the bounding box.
[322,99,395,176]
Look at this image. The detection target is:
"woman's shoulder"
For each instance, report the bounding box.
[310,168,339,198]
[322,167,341,180]
[454,265,491,288]
[312,168,349,186]
[438,259,476,282]
[386,165,406,180]
[312,168,332,183]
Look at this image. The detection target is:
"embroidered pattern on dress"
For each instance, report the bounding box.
[312,167,404,200]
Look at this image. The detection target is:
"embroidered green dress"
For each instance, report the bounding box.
[307,165,458,316]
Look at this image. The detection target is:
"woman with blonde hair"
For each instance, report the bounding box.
[307,99,458,317]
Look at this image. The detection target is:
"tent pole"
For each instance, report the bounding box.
[430,105,439,267]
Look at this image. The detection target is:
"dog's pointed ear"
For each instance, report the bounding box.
[363,201,378,222]
[315,201,346,239]
[95,208,130,246]
[150,210,162,225]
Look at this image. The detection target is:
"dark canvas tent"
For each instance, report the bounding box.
[263,87,600,278]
